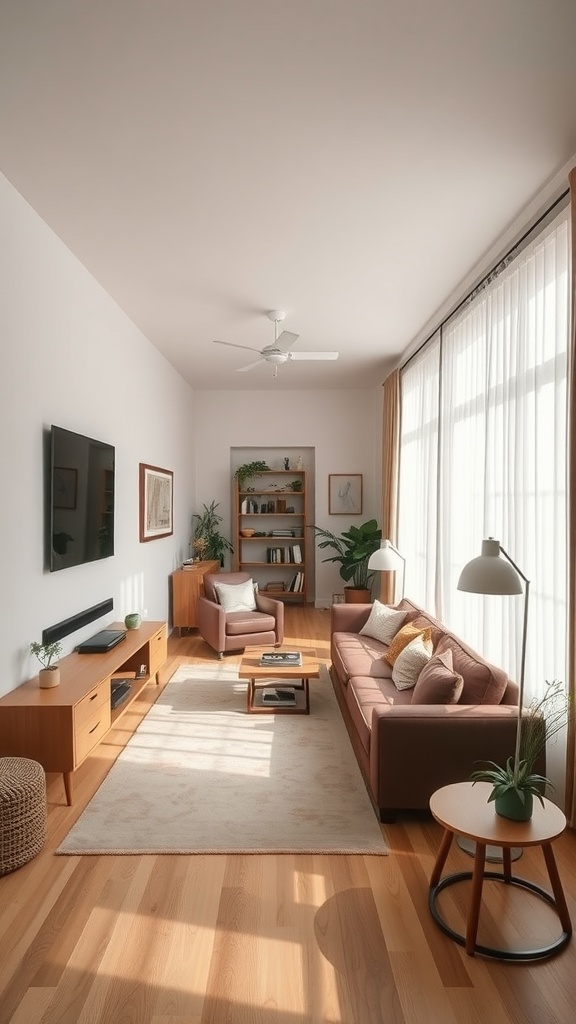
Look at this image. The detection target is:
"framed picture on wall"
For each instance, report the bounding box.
[328,474,362,515]
[139,463,173,541]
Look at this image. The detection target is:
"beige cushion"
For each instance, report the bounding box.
[411,649,464,704]
[359,601,407,645]
[391,634,433,690]
[213,578,256,612]
[384,623,433,666]
[389,634,430,692]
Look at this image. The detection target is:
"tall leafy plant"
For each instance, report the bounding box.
[313,519,382,590]
[192,501,234,565]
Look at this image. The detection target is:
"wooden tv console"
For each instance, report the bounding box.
[0,621,167,805]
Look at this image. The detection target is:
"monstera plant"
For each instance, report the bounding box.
[313,519,382,599]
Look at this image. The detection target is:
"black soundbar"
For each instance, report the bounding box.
[42,598,114,645]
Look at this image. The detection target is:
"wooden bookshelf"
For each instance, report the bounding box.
[233,470,308,601]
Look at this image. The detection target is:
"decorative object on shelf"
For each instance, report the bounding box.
[368,539,406,603]
[124,613,141,631]
[296,455,304,471]
[191,536,208,560]
[328,474,362,515]
[29,639,63,689]
[313,519,382,602]
[240,528,256,538]
[284,457,290,470]
[191,500,234,565]
[234,460,270,491]
[139,463,173,542]
[288,479,303,491]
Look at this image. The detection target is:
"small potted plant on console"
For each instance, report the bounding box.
[29,639,63,689]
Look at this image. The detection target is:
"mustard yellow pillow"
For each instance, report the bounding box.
[384,623,432,666]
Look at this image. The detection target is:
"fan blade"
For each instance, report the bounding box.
[237,358,265,372]
[289,351,339,361]
[275,330,300,352]
[213,339,262,354]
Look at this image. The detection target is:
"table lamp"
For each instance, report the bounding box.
[368,540,406,604]
[457,537,530,859]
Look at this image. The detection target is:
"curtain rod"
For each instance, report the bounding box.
[401,186,570,372]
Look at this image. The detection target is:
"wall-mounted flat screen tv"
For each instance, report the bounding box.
[49,425,115,572]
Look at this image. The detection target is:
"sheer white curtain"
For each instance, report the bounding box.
[399,210,569,706]
[397,334,440,611]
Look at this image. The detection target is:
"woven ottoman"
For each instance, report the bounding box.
[0,757,47,875]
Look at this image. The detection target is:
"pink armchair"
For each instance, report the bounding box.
[197,572,284,658]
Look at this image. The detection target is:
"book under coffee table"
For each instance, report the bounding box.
[238,647,320,714]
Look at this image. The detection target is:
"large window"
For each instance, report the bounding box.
[398,210,569,705]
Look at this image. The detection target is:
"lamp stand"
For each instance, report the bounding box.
[456,541,530,865]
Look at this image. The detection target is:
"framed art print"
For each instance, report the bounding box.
[139,463,173,541]
[328,474,362,515]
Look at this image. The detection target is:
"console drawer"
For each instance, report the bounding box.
[149,626,167,676]
[74,679,110,728]
[75,704,111,765]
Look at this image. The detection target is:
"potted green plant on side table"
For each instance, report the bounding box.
[470,679,572,820]
[312,519,382,602]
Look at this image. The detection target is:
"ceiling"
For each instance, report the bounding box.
[2,1,576,391]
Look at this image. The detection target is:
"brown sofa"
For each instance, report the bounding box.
[330,597,524,820]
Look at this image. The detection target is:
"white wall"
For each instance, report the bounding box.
[194,389,382,606]
[0,173,196,695]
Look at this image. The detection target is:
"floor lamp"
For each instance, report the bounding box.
[368,540,406,604]
[457,536,530,861]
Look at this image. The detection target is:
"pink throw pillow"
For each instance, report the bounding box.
[411,649,464,705]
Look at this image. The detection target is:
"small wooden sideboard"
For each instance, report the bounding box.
[0,621,167,805]
[170,560,220,634]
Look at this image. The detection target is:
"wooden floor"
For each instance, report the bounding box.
[1,605,575,1023]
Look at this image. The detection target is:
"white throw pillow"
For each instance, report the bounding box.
[213,579,257,612]
[359,600,407,645]
[392,633,433,690]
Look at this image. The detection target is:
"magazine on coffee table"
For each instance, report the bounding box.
[261,687,297,704]
[259,650,302,667]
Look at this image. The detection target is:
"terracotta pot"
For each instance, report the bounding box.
[39,666,60,689]
[344,587,372,604]
[495,788,533,821]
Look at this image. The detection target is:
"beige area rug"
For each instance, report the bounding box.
[57,663,387,855]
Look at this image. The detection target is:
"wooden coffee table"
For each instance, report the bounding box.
[238,647,319,714]
[429,781,572,960]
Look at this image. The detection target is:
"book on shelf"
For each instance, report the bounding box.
[259,650,302,666]
[261,688,297,704]
[292,543,302,563]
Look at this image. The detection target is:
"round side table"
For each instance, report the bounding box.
[429,781,572,960]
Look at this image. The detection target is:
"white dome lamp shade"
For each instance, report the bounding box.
[368,539,406,603]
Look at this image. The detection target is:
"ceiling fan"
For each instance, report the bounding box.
[213,311,339,375]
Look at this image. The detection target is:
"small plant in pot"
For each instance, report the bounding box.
[470,679,572,820]
[30,640,63,689]
[312,519,382,602]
